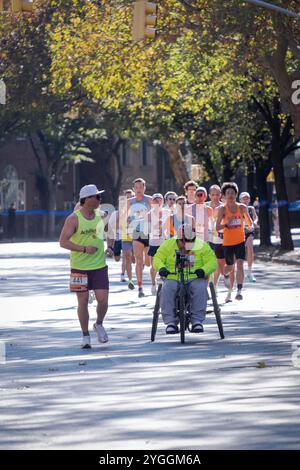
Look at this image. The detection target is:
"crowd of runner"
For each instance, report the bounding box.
[59,178,258,348]
[107,178,258,302]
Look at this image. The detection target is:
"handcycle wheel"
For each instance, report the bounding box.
[178,286,186,344]
[151,284,162,342]
[209,281,225,339]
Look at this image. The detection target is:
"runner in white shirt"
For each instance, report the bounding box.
[147,193,170,295]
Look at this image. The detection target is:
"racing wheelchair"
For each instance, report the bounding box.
[151,250,225,344]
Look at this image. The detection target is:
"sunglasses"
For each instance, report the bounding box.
[196,192,205,197]
[168,197,176,201]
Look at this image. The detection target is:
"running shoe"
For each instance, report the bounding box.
[93,323,108,343]
[247,273,256,282]
[224,275,231,289]
[138,287,145,298]
[225,291,232,303]
[120,273,126,282]
[81,335,91,349]
[88,291,95,304]
[235,290,243,301]
[128,280,135,290]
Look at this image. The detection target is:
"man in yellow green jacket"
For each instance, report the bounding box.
[153,224,217,334]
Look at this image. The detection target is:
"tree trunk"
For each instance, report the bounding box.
[289,99,300,139]
[247,163,256,198]
[255,163,272,247]
[222,150,234,181]
[111,139,123,206]
[271,136,294,251]
[47,167,57,239]
[161,141,189,187]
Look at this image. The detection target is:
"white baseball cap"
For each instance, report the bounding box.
[152,193,164,200]
[239,191,250,200]
[79,184,105,199]
[195,186,207,195]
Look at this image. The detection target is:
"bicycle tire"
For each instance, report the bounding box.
[209,281,225,339]
[178,286,186,344]
[151,284,162,342]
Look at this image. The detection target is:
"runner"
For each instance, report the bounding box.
[184,180,198,205]
[147,193,170,295]
[164,191,177,213]
[191,186,213,242]
[165,195,195,238]
[59,184,113,348]
[206,184,235,302]
[216,182,253,301]
[116,189,136,289]
[239,191,258,282]
[127,178,152,298]
[108,189,135,288]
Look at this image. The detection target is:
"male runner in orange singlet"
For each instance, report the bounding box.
[216,182,253,300]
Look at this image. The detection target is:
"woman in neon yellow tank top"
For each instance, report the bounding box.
[59,184,113,349]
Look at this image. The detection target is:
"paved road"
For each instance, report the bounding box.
[0,242,300,450]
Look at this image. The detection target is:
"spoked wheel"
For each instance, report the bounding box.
[209,281,225,339]
[178,287,186,344]
[151,284,162,342]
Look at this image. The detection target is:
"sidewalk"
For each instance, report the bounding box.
[254,228,300,266]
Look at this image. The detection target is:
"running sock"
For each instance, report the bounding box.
[83,331,90,336]
[237,284,243,291]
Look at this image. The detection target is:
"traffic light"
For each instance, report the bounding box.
[0,1,33,12]
[132,1,157,41]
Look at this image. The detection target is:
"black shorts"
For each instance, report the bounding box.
[148,245,159,257]
[245,231,254,240]
[223,242,246,265]
[113,240,122,257]
[209,242,224,259]
[132,231,149,247]
[71,266,109,291]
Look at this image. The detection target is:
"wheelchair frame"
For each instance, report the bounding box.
[151,275,225,344]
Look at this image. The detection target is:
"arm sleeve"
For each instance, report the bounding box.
[201,243,218,276]
[153,240,168,272]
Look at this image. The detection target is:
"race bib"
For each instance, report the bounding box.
[70,272,88,292]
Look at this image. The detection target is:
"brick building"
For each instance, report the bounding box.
[0,136,178,239]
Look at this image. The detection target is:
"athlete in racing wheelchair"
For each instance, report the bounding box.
[153,224,217,336]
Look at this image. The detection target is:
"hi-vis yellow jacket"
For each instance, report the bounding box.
[153,237,217,282]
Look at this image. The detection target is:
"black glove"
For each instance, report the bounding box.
[159,267,170,278]
[195,268,205,279]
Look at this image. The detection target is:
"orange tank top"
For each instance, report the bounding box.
[222,204,245,246]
